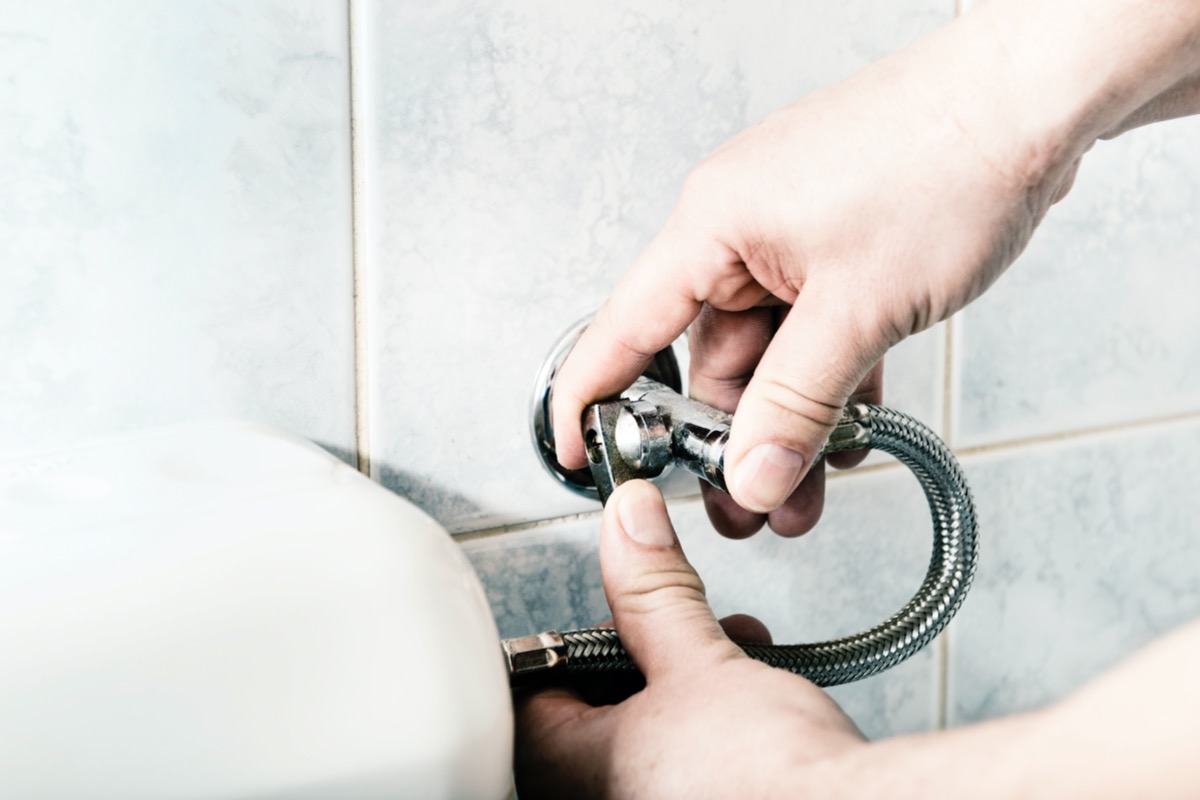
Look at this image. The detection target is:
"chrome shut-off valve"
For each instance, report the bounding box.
[583,376,729,504]
[529,314,871,505]
[582,376,871,505]
[516,314,979,689]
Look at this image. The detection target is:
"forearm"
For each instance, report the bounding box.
[810,619,1200,798]
[984,0,1200,145]
[882,0,1200,190]
[804,710,1050,798]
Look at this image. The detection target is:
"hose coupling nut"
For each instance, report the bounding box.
[582,380,875,505]
[821,403,872,457]
[502,631,568,683]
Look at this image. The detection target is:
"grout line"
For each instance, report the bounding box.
[937,631,950,728]
[941,317,956,443]
[936,316,956,730]
[954,408,1200,460]
[454,508,605,543]
[453,409,1200,540]
[452,466,908,541]
[348,0,372,479]
[455,492,720,542]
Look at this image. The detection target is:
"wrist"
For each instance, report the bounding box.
[897,0,1200,194]
[985,0,1200,143]
[806,708,1059,798]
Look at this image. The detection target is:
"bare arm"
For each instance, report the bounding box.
[824,619,1200,798]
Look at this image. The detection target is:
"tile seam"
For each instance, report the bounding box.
[348,0,372,479]
[936,315,958,731]
[452,463,908,540]
[454,509,605,543]
[955,408,1200,459]
[939,0,970,728]
[452,411,1200,538]
[942,317,957,443]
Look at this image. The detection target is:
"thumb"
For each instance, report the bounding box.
[726,284,886,513]
[600,480,741,682]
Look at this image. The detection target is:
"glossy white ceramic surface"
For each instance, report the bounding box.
[0,421,511,799]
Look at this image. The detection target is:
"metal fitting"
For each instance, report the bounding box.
[502,631,567,681]
[582,377,874,505]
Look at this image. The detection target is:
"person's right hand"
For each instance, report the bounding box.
[552,3,1096,538]
[552,0,1200,539]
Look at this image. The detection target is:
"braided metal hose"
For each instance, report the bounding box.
[506,405,978,688]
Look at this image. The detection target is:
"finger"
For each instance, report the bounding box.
[514,687,612,800]
[725,281,884,513]
[578,617,648,704]
[550,226,715,470]
[766,457,825,537]
[700,482,765,539]
[825,359,884,471]
[689,304,832,537]
[703,468,829,538]
[688,304,774,414]
[601,480,742,682]
[718,613,773,645]
[689,305,774,537]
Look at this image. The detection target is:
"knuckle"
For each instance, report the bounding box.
[755,376,845,433]
[680,157,722,200]
[613,566,708,617]
[593,302,659,361]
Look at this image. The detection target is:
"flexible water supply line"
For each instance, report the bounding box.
[513,320,978,687]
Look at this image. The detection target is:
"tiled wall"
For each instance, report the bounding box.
[5,1,1200,741]
[2,2,357,458]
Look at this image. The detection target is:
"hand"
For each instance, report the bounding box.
[551,5,1088,538]
[551,0,1200,539]
[1102,70,1200,139]
[513,483,1200,799]
[513,481,866,798]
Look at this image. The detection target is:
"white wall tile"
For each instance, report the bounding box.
[0,2,356,457]
[361,0,953,531]
[462,464,942,739]
[954,119,1200,447]
[949,420,1200,723]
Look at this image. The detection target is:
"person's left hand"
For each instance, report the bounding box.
[514,480,867,798]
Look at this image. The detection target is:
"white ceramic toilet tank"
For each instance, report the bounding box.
[0,421,513,799]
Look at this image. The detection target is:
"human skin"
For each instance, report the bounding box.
[549,0,1200,539]
[515,481,1200,798]
[524,0,1200,794]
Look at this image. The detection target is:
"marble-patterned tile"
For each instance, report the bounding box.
[461,517,607,640]
[0,2,356,457]
[886,323,946,432]
[463,463,942,739]
[954,117,1200,447]
[859,322,945,468]
[949,420,1200,724]
[362,0,953,531]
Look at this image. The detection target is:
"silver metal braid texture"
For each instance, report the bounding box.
[557,405,978,687]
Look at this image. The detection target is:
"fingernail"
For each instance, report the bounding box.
[616,487,676,548]
[732,443,806,512]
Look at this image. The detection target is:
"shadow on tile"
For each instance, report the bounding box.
[376,462,484,524]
